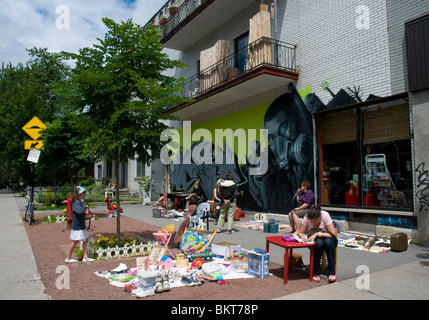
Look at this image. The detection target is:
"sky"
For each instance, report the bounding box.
[0,0,168,66]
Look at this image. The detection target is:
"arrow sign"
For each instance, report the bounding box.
[22,116,46,141]
[24,140,44,150]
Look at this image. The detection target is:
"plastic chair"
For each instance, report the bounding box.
[196,202,211,230]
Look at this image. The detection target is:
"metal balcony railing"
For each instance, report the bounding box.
[181,37,297,98]
[159,0,207,38]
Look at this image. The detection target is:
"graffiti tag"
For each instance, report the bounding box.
[416,163,429,211]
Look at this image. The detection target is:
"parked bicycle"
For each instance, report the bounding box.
[24,192,34,225]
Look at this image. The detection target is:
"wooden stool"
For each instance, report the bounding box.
[321,247,338,272]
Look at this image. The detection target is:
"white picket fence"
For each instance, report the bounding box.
[94,242,154,260]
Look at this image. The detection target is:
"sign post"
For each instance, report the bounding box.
[22,117,46,206]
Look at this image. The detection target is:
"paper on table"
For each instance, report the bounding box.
[293,233,314,244]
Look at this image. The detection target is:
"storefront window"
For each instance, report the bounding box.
[317,95,412,211]
[318,109,358,206]
[362,99,412,209]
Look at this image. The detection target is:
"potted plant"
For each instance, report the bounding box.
[169,5,179,16]
[159,15,168,26]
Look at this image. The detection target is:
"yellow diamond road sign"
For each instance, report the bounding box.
[24,140,44,150]
[22,116,46,141]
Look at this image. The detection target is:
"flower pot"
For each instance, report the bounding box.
[159,17,168,26]
[169,7,179,16]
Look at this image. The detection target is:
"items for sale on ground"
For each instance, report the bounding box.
[248,248,270,279]
[212,241,241,256]
[263,220,279,233]
[390,232,409,252]
[95,234,262,299]
[337,232,409,253]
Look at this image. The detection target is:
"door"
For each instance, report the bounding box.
[235,32,249,74]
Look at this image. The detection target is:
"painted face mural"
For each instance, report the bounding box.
[247,85,314,212]
[169,84,378,213]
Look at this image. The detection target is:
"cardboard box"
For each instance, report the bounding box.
[211,241,241,256]
[248,250,270,279]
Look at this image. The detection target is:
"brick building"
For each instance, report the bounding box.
[97,0,429,244]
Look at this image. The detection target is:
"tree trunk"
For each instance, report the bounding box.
[115,149,121,239]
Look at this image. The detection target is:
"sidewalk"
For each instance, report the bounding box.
[276,259,429,300]
[0,189,50,300]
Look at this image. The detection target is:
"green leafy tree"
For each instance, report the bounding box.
[0,48,70,187]
[62,18,190,237]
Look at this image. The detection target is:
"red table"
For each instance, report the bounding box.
[265,236,315,284]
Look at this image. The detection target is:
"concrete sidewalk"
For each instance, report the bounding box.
[275,259,429,300]
[0,189,50,300]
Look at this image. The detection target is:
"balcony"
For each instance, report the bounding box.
[153,0,255,51]
[166,37,298,120]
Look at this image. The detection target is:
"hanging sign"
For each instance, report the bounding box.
[27,149,41,163]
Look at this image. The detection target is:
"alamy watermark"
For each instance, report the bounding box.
[355,265,370,290]
[356,5,370,30]
[56,265,70,290]
[160,121,269,176]
[56,5,70,30]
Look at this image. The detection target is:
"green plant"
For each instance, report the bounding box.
[138,176,151,195]
[74,247,83,259]
[88,234,150,259]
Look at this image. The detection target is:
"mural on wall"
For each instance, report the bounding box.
[170,83,380,213]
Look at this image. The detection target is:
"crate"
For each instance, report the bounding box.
[152,207,166,218]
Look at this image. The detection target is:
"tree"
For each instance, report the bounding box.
[0,48,70,187]
[62,18,190,238]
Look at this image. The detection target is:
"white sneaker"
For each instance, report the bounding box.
[135,286,155,298]
[65,258,79,263]
[155,273,163,293]
[82,258,95,262]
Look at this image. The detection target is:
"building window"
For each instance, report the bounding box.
[106,161,113,178]
[97,165,102,179]
[405,14,429,92]
[136,160,146,178]
[120,162,128,189]
[317,94,412,211]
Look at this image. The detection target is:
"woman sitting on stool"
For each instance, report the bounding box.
[296,205,338,283]
[288,180,315,233]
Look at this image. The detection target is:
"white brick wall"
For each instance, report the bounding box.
[386,0,429,94]
[172,0,397,105]
[278,0,392,103]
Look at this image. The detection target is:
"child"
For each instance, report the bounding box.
[65,186,95,263]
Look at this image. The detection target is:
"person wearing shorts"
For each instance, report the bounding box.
[65,186,95,263]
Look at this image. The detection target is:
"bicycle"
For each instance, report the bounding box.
[24,192,34,225]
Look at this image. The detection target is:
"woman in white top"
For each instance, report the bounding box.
[296,205,338,283]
